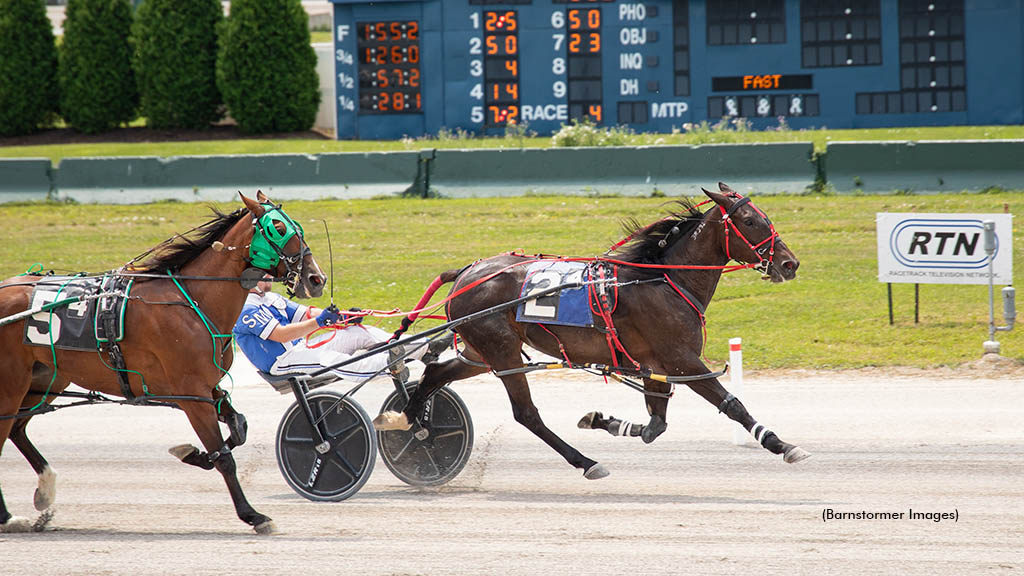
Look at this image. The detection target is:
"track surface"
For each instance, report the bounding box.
[2,358,1021,575]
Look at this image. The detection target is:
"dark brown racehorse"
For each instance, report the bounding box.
[0,192,325,533]
[375,184,809,479]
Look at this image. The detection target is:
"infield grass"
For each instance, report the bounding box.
[2,192,1020,369]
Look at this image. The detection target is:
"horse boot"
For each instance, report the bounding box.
[578,411,667,443]
[420,332,455,364]
[222,410,248,448]
[216,396,248,447]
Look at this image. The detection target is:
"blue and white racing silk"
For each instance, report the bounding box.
[233,292,308,372]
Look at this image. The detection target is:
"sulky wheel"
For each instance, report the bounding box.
[275,391,376,502]
[377,384,474,487]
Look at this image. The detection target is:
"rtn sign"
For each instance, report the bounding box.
[890,219,990,268]
[877,213,1013,285]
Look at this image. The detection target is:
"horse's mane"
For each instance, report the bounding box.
[611,199,706,265]
[128,207,248,273]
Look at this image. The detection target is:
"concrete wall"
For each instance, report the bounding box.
[3,140,1023,204]
[826,140,1024,193]
[52,153,419,203]
[0,159,52,202]
[429,144,816,197]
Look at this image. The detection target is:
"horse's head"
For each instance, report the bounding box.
[702,183,799,283]
[241,191,327,298]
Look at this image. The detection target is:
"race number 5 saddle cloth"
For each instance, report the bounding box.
[23,274,133,351]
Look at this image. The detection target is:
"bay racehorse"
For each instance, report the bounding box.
[0,192,325,533]
[375,184,810,479]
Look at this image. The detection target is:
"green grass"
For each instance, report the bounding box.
[2,125,1023,164]
[2,193,1021,370]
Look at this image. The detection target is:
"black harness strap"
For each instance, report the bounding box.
[103,314,134,401]
[662,275,707,316]
[724,196,751,219]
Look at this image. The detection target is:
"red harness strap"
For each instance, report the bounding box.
[588,263,641,371]
[662,273,710,359]
[535,323,571,363]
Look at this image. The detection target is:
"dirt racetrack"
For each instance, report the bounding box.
[2,356,1021,575]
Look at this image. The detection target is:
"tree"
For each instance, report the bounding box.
[0,0,59,136]
[59,0,137,133]
[217,0,319,133]
[132,0,222,129]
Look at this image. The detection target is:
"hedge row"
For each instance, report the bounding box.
[0,0,319,136]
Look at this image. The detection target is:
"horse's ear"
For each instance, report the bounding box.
[256,190,270,203]
[703,187,733,210]
[240,192,266,218]
[718,182,737,193]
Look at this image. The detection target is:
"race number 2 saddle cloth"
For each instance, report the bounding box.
[23,274,133,351]
[515,260,617,328]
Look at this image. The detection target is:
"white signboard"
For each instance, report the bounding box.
[876,213,1013,285]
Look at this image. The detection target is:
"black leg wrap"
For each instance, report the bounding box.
[718,393,736,414]
[640,414,667,444]
[719,395,747,421]
[181,448,216,470]
[607,418,644,437]
[181,444,232,471]
[227,411,248,447]
[760,431,783,453]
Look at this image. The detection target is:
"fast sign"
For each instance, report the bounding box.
[876,213,1014,285]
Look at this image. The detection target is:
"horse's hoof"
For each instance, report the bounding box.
[372,411,412,431]
[168,444,199,461]
[784,446,811,464]
[577,411,600,429]
[254,520,278,535]
[583,463,610,480]
[0,516,34,533]
[34,466,57,511]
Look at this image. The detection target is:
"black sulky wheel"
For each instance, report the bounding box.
[377,383,474,487]
[275,391,376,502]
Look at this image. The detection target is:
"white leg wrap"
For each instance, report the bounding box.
[617,420,631,436]
[34,465,57,511]
[750,422,771,444]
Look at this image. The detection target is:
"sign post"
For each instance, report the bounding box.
[983,221,1016,354]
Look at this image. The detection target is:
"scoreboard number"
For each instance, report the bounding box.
[482,10,521,128]
[357,20,422,114]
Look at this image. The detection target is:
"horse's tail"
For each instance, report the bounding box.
[391,268,463,340]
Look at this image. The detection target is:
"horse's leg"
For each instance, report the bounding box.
[171,402,276,534]
[688,377,810,463]
[577,378,671,444]
[9,417,57,511]
[498,370,608,479]
[0,368,38,532]
[373,351,488,431]
[0,418,15,528]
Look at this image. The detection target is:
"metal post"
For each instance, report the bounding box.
[914,283,919,324]
[983,221,1000,355]
[887,283,894,325]
[729,338,746,446]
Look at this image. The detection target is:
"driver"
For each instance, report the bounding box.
[233,276,448,384]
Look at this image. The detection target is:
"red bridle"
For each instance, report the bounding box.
[715,194,779,277]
